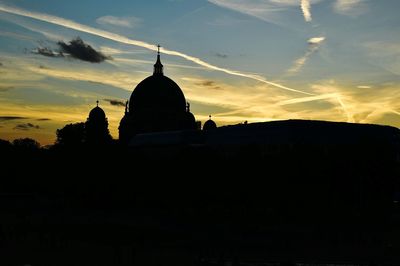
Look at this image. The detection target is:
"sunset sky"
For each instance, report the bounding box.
[1,0,399,145]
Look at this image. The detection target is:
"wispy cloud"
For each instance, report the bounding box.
[215,52,228,58]
[181,77,363,125]
[0,116,27,121]
[182,77,222,90]
[333,0,367,16]
[300,0,312,22]
[0,86,14,92]
[103,99,126,107]
[287,36,325,74]
[363,41,400,76]
[357,85,371,89]
[14,122,40,130]
[96,15,141,29]
[207,0,284,25]
[0,3,313,96]
[208,0,321,24]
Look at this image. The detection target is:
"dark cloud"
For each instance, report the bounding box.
[0,62,3,66]
[37,118,51,121]
[57,37,110,63]
[39,65,50,69]
[0,116,27,121]
[14,123,40,131]
[0,86,14,92]
[104,98,126,107]
[196,80,222,90]
[215,53,228,58]
[33,37,110,63]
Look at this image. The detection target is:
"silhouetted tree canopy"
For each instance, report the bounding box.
[0,138,12,152]
[55,122,85,147]
[12,138,40,150]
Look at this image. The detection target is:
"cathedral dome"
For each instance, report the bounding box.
[129,75,186,113]
[118,45,197,143]
[203,115,217,130]
[88,101,106,121]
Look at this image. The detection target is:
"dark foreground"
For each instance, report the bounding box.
[1,120,400,265]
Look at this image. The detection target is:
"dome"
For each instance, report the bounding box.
[89,105,106,121]
[203,117,217,130]
[129,75,186,113]
[119,47,197,143]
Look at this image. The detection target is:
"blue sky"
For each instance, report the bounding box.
[0,0,399,144]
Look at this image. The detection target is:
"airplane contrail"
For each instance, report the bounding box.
[287,37,325,74]
[300,0,312,22]
[0,4,314,96]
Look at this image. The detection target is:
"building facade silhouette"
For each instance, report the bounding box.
[119,47,196,144]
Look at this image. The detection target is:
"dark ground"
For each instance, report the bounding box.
[1,120,400,266]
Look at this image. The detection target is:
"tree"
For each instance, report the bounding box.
[12,138,41,150]
[55,122,85,147]
[0,138,12,152]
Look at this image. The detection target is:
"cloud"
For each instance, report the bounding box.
[37,118,51,121]
[96,15,141,28]
[215,53,228,58]
[103,99,126,107]
[14,123,40,130]
[57,37,110,63]
[0,86,14,92]
[0,3,313,96]
[363,41,400,76]
[208,0,321,24]
[278,93,339,106]
[300,0,312,22]
[357,85,371,89]
[207,0,288,25]
[0,116,27,121]
[32,38,110,63]
[308,37,325,45]
[333,0,367,16]
[33,47,59,57]
[287,36,325,74]
[196,80,222,90]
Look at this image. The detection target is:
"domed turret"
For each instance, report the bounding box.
[86,101,112,145]
[203,115,217,130]
[88,101,106,121]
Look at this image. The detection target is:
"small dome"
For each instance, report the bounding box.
[129,75,186,113]
[203,116,217,130]
[89,106,106,121]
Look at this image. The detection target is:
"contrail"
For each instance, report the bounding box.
[336,96,353,123]
[0,4,313,96]
[278,93,339,105]
[278,93,353,123]
[300,0,312,22]
[287,37,325,74]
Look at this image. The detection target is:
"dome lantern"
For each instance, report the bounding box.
[153,44,163,76]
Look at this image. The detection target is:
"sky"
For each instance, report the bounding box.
[0,0,400,145]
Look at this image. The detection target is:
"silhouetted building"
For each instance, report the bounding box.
[119,46,196,144]
[85,101,112,145]
[203,115,217,130]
